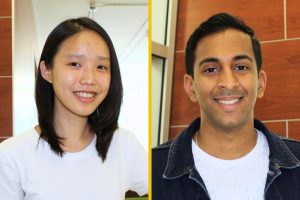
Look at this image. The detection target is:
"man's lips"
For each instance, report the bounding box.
[213,96,243,111]
[214,96,243,105]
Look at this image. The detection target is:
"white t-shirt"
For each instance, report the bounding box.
[0,127,148,200]
[192,129,269,200]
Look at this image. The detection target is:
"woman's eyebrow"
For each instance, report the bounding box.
[64,54,109,60]
[96,55,110,61]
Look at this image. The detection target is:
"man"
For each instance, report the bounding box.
[152,13,300,200]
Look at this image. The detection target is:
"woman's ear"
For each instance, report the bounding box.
[40,61,52,83]
[184,74,198,103]
[257,70,267,98]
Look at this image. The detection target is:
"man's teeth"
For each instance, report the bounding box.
[74,91,95,98]
[218,99,239,105]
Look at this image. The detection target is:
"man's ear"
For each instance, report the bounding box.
[184,74,198,102]
[257,70,267,98]
[40,61,52,83]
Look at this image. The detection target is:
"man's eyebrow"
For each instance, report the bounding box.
[198,54,254,66]
[233,54,254,63]
[198,57,220,66]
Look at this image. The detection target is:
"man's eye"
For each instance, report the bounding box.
[203,67,218,73]
[70,62,80,68]
[234,65,248,71]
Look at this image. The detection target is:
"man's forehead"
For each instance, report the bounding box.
[194,29,254,60]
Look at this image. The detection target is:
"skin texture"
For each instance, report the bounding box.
[40,30,111,152]
[184,29,267,159]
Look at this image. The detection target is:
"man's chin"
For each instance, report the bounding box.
[212,118,247,132]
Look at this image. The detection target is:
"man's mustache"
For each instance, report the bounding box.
[211,88,246,98]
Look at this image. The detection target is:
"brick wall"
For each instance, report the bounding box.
[170,0,300,139]
[0,0,12,142]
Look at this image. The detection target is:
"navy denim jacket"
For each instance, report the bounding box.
[152,118,300,200]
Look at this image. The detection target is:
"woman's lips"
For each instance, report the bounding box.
[74,91,97,103]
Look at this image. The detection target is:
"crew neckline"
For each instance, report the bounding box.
[192,129,262,167]
[33,128,97,161]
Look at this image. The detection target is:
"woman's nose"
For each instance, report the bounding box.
[79,67,96,85]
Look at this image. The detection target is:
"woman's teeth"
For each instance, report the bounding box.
[74,91,95,98]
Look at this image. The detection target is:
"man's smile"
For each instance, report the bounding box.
[213,96,244,111]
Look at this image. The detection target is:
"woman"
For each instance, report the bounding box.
[0,17,147,200]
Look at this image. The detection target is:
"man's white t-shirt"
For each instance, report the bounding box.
[192,129,269,200]
[0,127,148,200]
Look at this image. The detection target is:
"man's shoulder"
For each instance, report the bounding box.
[281,137,300,158]
[152,140,172,161]
[281,137,300,145]
[152,140,173,170]
[153,140,172,151]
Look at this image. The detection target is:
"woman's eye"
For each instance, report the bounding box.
[97,65,108,71]
[70,62,80,68]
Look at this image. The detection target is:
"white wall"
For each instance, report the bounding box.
[13,0,39,136]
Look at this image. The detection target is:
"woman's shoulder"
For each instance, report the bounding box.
[0,128,39,155]
[111,127,145,151]
[113,127,135,138]
[112,127,141,145]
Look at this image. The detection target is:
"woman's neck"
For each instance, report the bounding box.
[52,107,94,152]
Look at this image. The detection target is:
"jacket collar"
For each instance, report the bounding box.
[163,118,199,179]
[254,119,300,168]
[163,118,300,179]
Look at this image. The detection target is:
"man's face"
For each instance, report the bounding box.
[184,29,266,131]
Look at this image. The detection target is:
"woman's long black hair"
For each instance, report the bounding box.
[35,17,123,161]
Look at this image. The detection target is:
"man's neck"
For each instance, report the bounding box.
[195,120,257,160]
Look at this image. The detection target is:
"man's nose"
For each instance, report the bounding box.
[217,68,239,90]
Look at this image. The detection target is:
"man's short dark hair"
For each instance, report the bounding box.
[185,13,262,77]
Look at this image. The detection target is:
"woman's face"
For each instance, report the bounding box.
[41,30,111,118]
